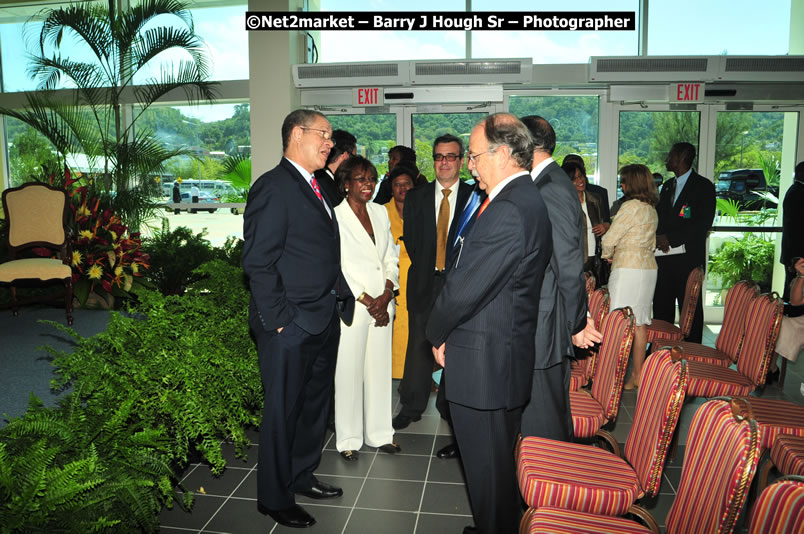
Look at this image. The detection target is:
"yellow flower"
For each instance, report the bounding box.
[71,250,83,267]
[79,230,93,240]
[110,231,118,242]
[77,204,91,217]
[87,264,103,280]
[114,266,123,276]
[131,262,139,274]
[124,274,133,291]
[107,250,117,267]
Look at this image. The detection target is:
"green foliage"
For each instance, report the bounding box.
[219,154,252,199]
[716,198,742,222]
[43,260,260,476]
[0,393,190,532]
[709,233,775,292]
[758,151,781,187]
[142,221,241,295]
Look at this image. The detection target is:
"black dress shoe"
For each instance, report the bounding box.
[392,413,421,430]
[462,526,478,534]
[258,503,315,528]
[766,368,780,384]
[436,442,460,459]
[295,481,343,499]
[378,442,401,454]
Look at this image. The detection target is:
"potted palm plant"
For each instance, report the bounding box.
[0,0,219,232]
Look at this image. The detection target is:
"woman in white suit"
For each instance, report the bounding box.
[333,156,401,460]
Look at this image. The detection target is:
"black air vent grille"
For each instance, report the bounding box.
[725,57,804,72]
[415,61,522,76]
[596,58,708,73]
[297,63,398,79]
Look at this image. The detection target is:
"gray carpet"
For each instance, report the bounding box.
[0,306,110,427]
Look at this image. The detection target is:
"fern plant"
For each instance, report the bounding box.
[708,233,775,295]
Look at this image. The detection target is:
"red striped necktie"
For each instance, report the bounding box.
[310,175,326,205]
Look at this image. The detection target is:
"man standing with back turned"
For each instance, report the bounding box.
[427,114,552,534]
[243,109,354,529]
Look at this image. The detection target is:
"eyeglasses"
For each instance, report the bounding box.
[466,149,496,163]
[300,127,333,141]
[433,153,461,162]
[351,175,377,184]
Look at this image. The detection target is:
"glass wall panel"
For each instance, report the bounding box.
[327,113,398,177]
[411,112,485,183]
[317,0,465,62]
[707,111,797,307]
[137,102,251,246]
[648,0,791,56]
[5,117,60,186]
[617,111,701,196]
[509,95,600,182]
[472,0,639,62]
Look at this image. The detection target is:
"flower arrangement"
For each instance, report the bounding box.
[36,167,150,306]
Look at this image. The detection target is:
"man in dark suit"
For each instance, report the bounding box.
[520,115,602,441]
[242,109,354,529]
[314,129,356,207]
[427,114,552,534]
[781,161,804,305]
[654,142,716,344]
[392,134,471,436]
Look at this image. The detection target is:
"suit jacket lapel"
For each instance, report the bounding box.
[338,202,376,250]
[281,158,334,225]
[533,161,560,186]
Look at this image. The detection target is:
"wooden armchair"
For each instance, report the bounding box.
[0,183,73,324]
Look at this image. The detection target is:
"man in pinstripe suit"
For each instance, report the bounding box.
[426,114,552,534]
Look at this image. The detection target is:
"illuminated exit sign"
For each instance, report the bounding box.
[353,87,383,107]
[671,82,705,103]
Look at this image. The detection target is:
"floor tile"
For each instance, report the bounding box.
[231,471,364,508]
[202,496,276,533]
[415,512,474,533]
[180,464,251,498]
[355,479,425,512]
[640,491,674,529]
[390,432,437,456]
[662,466,683,494]
[368,453,431,481]
[426,456,466,484]
[395,414,443,435]
[343,509,418,534]
[159,494,226,530]
[420,482,472,515]
[220,442,258,468]
[271,503,352,533]
[317,449,374,477]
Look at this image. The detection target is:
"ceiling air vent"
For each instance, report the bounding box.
[410,58,531,85]
[590,56,713,82]
[293,62,407,88]
[719,56,804,82]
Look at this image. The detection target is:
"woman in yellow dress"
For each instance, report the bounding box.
[383,166,416,379]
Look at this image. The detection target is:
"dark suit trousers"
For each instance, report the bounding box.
[654,255,704,343]
[451,402,522,534]
[399,275,445,418]
[252,311,339,510]
[520,359,573,442]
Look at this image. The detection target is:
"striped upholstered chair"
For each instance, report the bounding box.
[758,435,804,494]
[646,266,704,344]
[519,398,762,534]
[748,476,804,534]
[570,287,610,391]
[517,349,687,522]
[672,280,759,367]
[685,293,784,399]
[732,397,804,452]
[585,271,596,299]
[570,307,634,454]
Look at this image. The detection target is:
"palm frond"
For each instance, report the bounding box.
[39,4,114,71]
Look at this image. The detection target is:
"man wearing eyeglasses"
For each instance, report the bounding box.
[392,134,471,441]
[243,109,355,529]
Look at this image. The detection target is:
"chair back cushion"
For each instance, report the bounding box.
[716,281,759,362]
[624,349,688,497]
[678,266,705,338]
[590,307,635,421]
[666,399,761,534]
[748,477,804,534]
[3,183,68,248]
[589,287,610,328]
[736,294,784,387]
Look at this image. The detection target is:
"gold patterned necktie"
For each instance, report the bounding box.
[436,189,451,271]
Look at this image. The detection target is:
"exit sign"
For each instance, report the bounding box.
[353,87,383,107]
[671,82,705,103]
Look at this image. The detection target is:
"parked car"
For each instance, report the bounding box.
[715,169,778,210]
[165,191,219,213]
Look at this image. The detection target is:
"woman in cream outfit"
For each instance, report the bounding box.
[333,156,400,460]
[602,164,659,390]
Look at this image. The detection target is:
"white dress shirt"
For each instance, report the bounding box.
[285,157,332,218]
